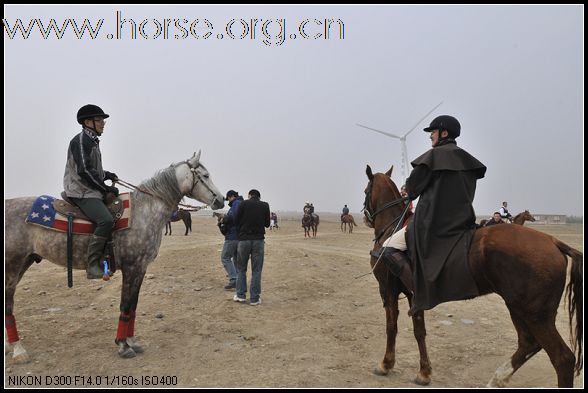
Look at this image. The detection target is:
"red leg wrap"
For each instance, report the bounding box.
[127,311,136,338]
[5,314,20,343]
[116,312,130,341]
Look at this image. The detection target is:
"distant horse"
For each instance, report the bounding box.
[341,214,357,233]
[512,210,536,225]
[5,151,225,361]
[165,208,192,236]
[364,165,582,387]
[302,212,319,238]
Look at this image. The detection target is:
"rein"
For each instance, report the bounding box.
[116,160,214,208]
[355,179,411,280]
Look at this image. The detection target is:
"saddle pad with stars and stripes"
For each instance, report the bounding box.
[25,194,131,234]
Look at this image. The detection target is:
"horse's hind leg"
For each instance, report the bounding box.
[405,292,432,385]
[5,256,36,364]
[487,311,541,387]
[528,320,575,387]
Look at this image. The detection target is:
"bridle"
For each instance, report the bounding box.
[362,179,411,245]
[354,178,412,280]
[117,160,219,207]
[183,160,219,205]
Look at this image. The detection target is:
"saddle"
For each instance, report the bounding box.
[56,192,126,222]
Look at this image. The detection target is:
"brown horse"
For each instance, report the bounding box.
[341,214,357,233]
[364,165,582,387]
[302,212,319,238]
[512,210,536,225]
[165,208,192,236]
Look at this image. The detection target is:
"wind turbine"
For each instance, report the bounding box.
[357,102,443,184]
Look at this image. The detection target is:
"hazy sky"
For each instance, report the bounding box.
[4,5,584,216]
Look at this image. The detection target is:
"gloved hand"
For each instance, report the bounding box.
[105,171,119,182]
[106,185,119,197]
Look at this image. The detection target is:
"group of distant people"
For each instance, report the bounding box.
[484,201,513,227]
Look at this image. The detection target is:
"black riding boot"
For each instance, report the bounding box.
[87,235,108,279]
[371,247,414,293]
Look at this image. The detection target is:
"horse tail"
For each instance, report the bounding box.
[352,216,357,226]
[554,238,583,375]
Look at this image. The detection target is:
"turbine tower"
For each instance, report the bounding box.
[357,102,443,184]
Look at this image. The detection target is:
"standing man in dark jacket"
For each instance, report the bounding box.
[63,104,119,279]
[377,115,486,314]
[233,189,271,306]
[220,190,243,290]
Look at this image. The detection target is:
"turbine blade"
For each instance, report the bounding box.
[356,123,401,139]
[403,101,443,137]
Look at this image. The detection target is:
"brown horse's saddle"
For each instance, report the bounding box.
[55,192,126,222]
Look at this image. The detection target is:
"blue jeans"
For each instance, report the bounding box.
[221,240,238,284]
[235,240,265,302]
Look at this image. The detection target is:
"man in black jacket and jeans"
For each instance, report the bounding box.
[234,189,271,306]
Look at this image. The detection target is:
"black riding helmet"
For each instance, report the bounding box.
[77,104,109,125]
[423,115,460,139]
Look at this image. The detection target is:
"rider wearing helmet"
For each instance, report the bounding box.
[375,115,486,315]
[63,104,119,279]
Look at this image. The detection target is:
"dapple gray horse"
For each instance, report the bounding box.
[5,151,224,361]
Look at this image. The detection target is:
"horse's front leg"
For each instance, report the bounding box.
[115,262,146,358]
[374,279,400,376]
[406,292,432,385]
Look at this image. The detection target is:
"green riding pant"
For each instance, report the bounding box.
[70,197,114,238]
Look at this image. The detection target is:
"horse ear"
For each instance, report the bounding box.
[189,150,201,166]
[366,165,374,180]
[385,165,393,177]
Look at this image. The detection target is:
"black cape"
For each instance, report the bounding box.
[405,141,486,313]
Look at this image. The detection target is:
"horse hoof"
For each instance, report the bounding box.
[126,338,144,354]
[118,346,136,359]
[130,343,144,354]
[12,352,31,364]
[373,367,389,376]
[414,375,431,385]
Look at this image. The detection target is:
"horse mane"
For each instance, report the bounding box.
[136,166,183,207]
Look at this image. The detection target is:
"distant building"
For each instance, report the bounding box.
[530,214,567,225]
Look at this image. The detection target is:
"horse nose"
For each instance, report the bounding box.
[211,197,224,210]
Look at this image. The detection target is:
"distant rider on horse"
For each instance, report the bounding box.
[341,204,350,219]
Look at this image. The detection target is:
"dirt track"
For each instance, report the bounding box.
[4,215,584,388]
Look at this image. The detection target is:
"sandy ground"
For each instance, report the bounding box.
[4,214,584,388]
